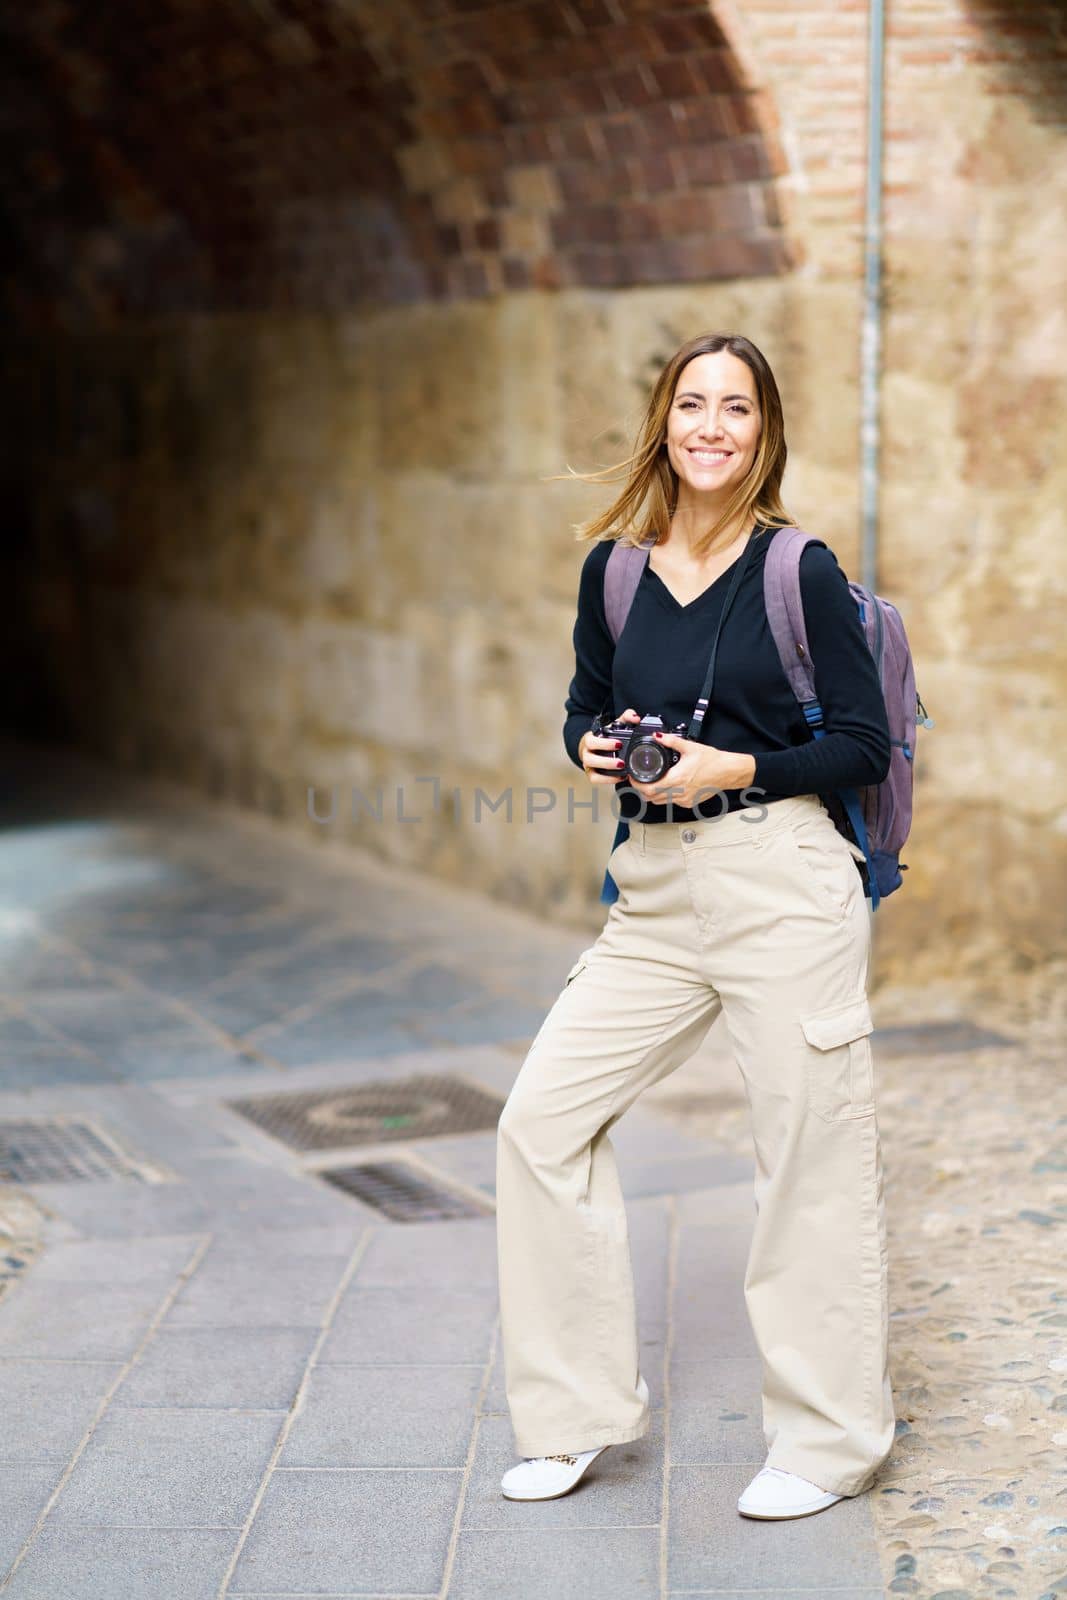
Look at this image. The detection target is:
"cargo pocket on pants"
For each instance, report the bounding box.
[800,995,876,1121]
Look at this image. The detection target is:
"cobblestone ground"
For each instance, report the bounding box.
[648,955,1067,1600]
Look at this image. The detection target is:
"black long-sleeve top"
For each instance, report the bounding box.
[563,525,891,824]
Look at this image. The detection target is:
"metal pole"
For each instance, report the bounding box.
[860,0,885,594]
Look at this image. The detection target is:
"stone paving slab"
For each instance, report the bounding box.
[22,1170,376,1240]
[229,1468,460,1594]
[118,1327,320,1409]
[49,1406,283,1529]
[667,1592,886,1599]
[667,1358,767,1464]
[3,1526,239,1600]
[280,1363,486,1468]
[0,1361,125,1465]
[165,1244,356,1330]
[0,1273,188,1361]
[0,1465,67,1570]
[446,1526,662,1600]
[319,1284,498,1366]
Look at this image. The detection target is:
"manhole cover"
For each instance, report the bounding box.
[873,1021,1019,1055]
[0,1119,158,1183]
[226,1074,505,1151]
[320,1161,492,1222]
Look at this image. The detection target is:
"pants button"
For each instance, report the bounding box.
[681,828,696,843]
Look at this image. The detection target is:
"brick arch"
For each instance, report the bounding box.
[382,0,795,298]
[0,0,794,325]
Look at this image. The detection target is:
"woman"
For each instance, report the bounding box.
[494,332,896,1520]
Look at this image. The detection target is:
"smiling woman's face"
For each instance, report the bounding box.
[665,349,762,501]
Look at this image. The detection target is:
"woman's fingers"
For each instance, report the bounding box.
[582,731,625,782]
[580,710,642,783]
[584,741,625,780]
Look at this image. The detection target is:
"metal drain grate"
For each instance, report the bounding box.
[320,1161,492,1222]
[0,1119,157,1184]
[226,1074,505,1152]
[873,1021,1019,1055]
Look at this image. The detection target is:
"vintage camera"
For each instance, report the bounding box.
[591,711,689,785]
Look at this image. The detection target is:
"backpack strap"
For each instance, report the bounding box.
[763,525,819,702]
[763,525,881,910]
[603,536,656,644]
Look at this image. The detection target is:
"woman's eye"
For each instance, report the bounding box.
[677,400,749,414]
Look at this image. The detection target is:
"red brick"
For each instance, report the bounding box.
[482,172,512,208]
[657,191,721,235]
[561,0,620,29]
[530,254,563,288]
[646,58,702,100]
[615,199,662,242]
[733,138,777,181]
[672,232,753,282]
[628,148,678,195]
[596,113,643,155]
[550,205,621,247]
[548,211,587,248]
[473,216,501,250]
[567,247,630,286]
[556,163,604,206]
[689,49,739,94]
[758,185,784,227]
[503,124,555,163]
[634,236,692,282]
[452,137,501,175]
[501,255,532,289]
[602,64,657,109]
[549,119,601,161]
[672,98,737,143]
[641,102,684,144]
[672,144,734,187]
[457,256,491,297]
[651,15,727,54]
[421,59,498,100]
[570,76,614,115]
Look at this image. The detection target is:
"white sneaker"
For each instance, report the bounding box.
[737,1465,844,1519]
[501,1446,610,1501]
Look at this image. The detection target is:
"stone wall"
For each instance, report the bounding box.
[2,0,1065,984]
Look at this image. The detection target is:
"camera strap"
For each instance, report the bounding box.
[685,526,761,740]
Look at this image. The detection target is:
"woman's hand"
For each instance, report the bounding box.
[630,733,758,807]
[578,708,641,786]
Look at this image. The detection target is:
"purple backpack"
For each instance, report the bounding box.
[602,525,933,910]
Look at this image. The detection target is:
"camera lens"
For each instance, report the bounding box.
[628,740,668,782]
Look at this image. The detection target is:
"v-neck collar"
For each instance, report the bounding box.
[644,526,765,613]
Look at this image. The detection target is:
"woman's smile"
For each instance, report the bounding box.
[665,350,762,511]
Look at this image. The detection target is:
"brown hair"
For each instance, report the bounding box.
[557,332,794,560]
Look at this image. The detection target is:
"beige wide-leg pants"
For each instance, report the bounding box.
[495,791,895,1498]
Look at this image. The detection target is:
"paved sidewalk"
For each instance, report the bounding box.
[0,742,886,1600]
